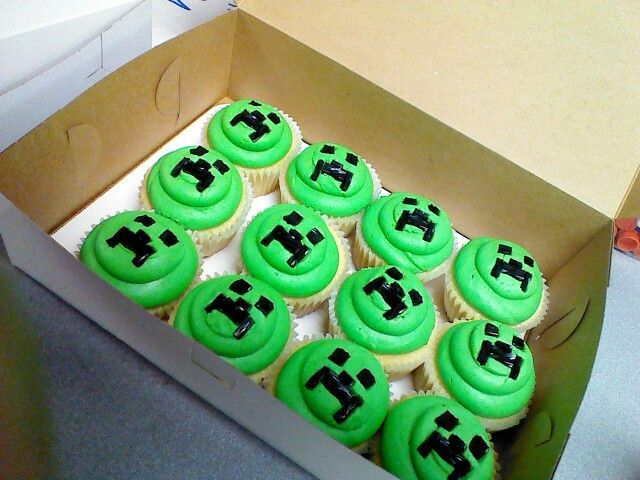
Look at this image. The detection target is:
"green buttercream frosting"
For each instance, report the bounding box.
[275,339,389,447]
[240,204,339,298]
[146,145,243,230]
[436,320,535,418]
[79,211,198,308]
[380,395,494,480]
[361,192,453,273]
[335,266,435,354]
[207,99,293,169]
[173,274,290,375]
[285,142,374,217]
[453,237,543,324]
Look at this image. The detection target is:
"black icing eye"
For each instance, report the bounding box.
[134,214,155,226]
[402,197,418,205]
[497,244,512,255]
[267,112,281,124]
[320,144,335,154]
[254,295,274,316]
[306,228,324,245]
[408,289,423,306]
[356,368,375,389]
[484,323,499,337]
[229,278,252,295]
[523,255,534,267]
[344,152,358,166]
[328,347,349,367]
[159,229,178,247]
[434,410,459,432]
[427,204,440,216]
[512,335,525,350]
[213,159,230,174]
[385,267,403,280]
[248,100,261,106]
[283,211,303,226]
[469,435,489,460]
[189,146,209,156]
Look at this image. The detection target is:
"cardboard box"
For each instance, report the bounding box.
[0,3,637,478]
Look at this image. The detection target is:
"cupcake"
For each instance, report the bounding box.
[206,99,302,196]
[444,237,548,333]
[170,274,292,385]
[239,204,348,315]
[354,192,454,283]
[274,338,389,450]
[140,145,252,256]
[328,266,436,380]
[279,142,380,234]
[78,210,200,318]
[414,320,535,432]
[379,395,499,480]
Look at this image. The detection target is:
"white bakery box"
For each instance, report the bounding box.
[0,2,637,479]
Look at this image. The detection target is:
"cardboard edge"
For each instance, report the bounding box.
[616,162,640,219]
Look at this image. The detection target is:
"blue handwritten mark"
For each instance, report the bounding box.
[167,0,191,10]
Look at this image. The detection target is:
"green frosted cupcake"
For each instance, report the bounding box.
[414,320,535,432]
[206,99,302,196]
[79,210,200,318]
[279,142,380,234]
[170,274,292,385]
[140,145,252,257]
[354,192,454,283]
[328,266,436,380]
[239,204,348,315]
[444,237,548,333]
[379,395,498,480]
[274,338,389,450]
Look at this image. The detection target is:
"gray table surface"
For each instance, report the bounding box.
[2,248,639,479]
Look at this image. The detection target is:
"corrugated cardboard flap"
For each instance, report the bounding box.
[239,0,640,219]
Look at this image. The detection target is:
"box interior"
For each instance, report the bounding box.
[0,9,616,479]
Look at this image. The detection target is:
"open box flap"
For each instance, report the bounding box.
[238,0,640,220]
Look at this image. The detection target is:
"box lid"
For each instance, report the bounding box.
[238,0,640,219]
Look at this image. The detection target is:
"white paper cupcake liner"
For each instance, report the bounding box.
[140,169,253,257]
[202,103,303,196]
[443,261,550,334]
[353,220,457,284]
[414,321,531,432]
[75,210,203,321]
[278,158,382,236]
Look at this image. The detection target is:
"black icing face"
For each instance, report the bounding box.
[362,267,424,320]
[203,278,275,340]
[303,346,378,425]
[476,323,526,380]
[416,409,490,480]
[394,196,442,243]
[260,210,326,268]
[170,146,230,193]
[105,214,180,268]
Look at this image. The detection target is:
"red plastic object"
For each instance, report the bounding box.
[615,218,637,231]
[615,229,640,252]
